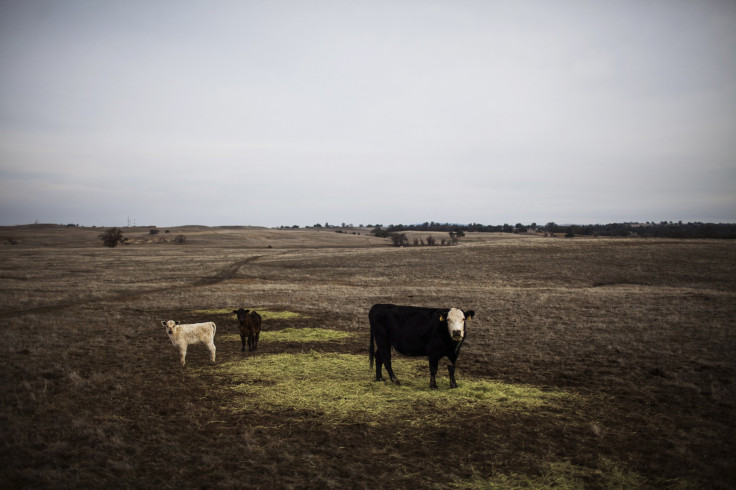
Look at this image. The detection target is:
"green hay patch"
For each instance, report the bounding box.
[220,328,352,344]
[457,459,646,489]
[265,327,351,342]
[208,352,572,426]
[191,308,302,320]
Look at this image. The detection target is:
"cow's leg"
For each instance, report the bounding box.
[254,332,259,351]
[429,358,439,389]
[375,362,383,381]
[447,363,458,388]
[374,348,385,381]
[248,333,255,352]
[374,345,398,382]
[382,350,400,385]
[240,334,246,353]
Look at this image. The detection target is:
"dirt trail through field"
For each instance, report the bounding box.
[0,255,264,318]
[193,256,262,286]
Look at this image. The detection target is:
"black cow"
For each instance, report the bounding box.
[369,303,475,389]
[233,308,262,352]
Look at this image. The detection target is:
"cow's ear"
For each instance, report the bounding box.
[160,321,166,327]
[232,310,238,314]
[175,321,181,325]
[465,310,475,320]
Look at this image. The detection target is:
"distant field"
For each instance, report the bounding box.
[0,225,734,488]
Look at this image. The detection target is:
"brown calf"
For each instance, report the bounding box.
[232,308,262,352]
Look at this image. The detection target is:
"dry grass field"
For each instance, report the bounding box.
[1,225,734,488]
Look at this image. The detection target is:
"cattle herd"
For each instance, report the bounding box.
[161,303,476,389]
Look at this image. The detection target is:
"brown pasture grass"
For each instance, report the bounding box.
[0,225,734,488]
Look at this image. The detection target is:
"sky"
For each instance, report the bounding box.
[1,0,734,228]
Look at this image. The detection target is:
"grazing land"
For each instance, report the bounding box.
[1,225,734,488]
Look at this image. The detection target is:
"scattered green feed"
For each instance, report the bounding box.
[198,352,641,487]
[262,327,350,342]
[206,352,574,427]
[219,328,351,344]
[205,352,641,487]
[191,308,303,320]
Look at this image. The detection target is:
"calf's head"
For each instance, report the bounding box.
[161,320,181,337]
[232,308,250,324]
[441,308,475,341]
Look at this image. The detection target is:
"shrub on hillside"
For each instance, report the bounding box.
[99,227,125,248]
[389,233,409,247]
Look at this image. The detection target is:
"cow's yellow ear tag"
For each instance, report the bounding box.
[439,315,445,322]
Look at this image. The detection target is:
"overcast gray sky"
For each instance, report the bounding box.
[1,0,734,227]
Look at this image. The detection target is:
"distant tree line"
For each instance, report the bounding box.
[370,222,736,239]
[279,222,365,229]
[544,222,736,239]
[378,232,461,247]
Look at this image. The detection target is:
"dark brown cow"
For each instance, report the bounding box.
[233,308,262,352]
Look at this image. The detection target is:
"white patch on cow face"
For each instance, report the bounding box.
[164,320,178,337]
[446,308,465,341]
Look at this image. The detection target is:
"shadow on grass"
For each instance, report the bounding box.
[189,349,646,487]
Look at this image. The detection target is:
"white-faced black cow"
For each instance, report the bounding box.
[369,304,475,389]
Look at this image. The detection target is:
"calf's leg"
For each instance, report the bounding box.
[179,344,188,367]
[208,341,216,364]
[240,334,246,352]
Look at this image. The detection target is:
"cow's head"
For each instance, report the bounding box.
[441,308,474,342]
[161,320,181,336]
[233,308,250,323]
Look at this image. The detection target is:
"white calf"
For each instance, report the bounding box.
[161,320,216,366]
